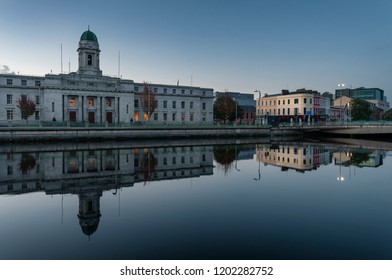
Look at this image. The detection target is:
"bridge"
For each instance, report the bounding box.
[272,121,392,135]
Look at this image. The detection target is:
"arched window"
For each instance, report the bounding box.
[88,55,92,66]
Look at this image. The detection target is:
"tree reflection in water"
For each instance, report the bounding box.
[213,145,237,175]
[141,149,157,185]
[18,153,36,175]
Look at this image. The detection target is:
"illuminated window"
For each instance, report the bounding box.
[181,112,185,122]
[88,97,94,107]
[134,112,139,121]
[69,97,76,107]
[143,112,148,121]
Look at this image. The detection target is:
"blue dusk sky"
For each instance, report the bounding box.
[1,0,391,100]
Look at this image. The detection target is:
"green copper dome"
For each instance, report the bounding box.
[80,30,98,42]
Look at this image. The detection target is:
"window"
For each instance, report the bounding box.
[172,157,176,164]
[283,100,285,105]
[190,101,193,109]
[181,156,185,164]
[126,104,129,114]
[88,97,94,107]
[304,108,307,114]
[172,113,176,121]
[294,99,299,104]
[282,108,285,115]
[35,111,40,120]
[163,113,167,121]
[7,94,12,104]
[181,101,185,109]
[278,109,280,115]
[52,102,55,112]
[163,88,167,94]
[181,112,185,122]
[153,112,158,121]
[7,110,13,120]
[163,157,167,165]
[310,99,312,104]
[88,55,92,65]
[190,90,193,95]
[287,108,290,115]
[35,95,40,105]
[180,89,185,94]
[172,89,176,94]
[172,101,176,109]
[278,100,281,105]
[35,80,41,87]
[304,98,307,104]
[202,103,206,110]
[6,79,12,85]
[106,98,112,107]
[134,86,139,92]
[190,113,194,121]
[21,94,27,101]
[69,97,76,107]
[202,113,206,122]
[163,100,167,108]
[202,91,206,96]
[154,88,158,93]
[134,99,139,108]
[21,80,27,86]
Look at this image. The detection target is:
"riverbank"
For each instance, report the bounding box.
[0,125,301,143]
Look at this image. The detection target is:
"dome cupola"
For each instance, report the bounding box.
[77,27,102,76]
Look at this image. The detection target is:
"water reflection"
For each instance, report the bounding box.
[0,139,391,259]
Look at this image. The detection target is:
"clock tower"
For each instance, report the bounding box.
[77,28,102,76]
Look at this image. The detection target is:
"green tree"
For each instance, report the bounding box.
[350,99,372,121]
[383,109,392,120]
[213,95,242,123]
[140,82,157,121]
[17,97,36,122]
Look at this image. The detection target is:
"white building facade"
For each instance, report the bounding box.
[0,29,214,125]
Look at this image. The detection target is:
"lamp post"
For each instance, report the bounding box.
[233,97,237,126]
[338,83,345,124]
[253,144,261,181]
[254,90,262,125]
[337,149,345,182]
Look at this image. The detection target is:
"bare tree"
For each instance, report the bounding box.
[140,82,157,121]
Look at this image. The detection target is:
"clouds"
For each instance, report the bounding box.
[0,64,15,74]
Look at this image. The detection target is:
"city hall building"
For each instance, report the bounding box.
[0,29,214,125]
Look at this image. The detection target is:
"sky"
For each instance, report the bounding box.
[1,0,391,100]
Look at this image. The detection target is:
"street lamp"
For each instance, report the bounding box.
[254,90,262,125]
[253,144,261,181]
[338,83,345,124]
[337,149,345,182]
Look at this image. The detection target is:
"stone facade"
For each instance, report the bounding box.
[0,29,214,125]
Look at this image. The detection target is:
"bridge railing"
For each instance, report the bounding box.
[277,120,392,128]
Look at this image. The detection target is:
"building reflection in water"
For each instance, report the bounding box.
[0,145,214,237]
[0,142,387,237]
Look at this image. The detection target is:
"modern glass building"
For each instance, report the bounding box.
[351,87,384,101]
